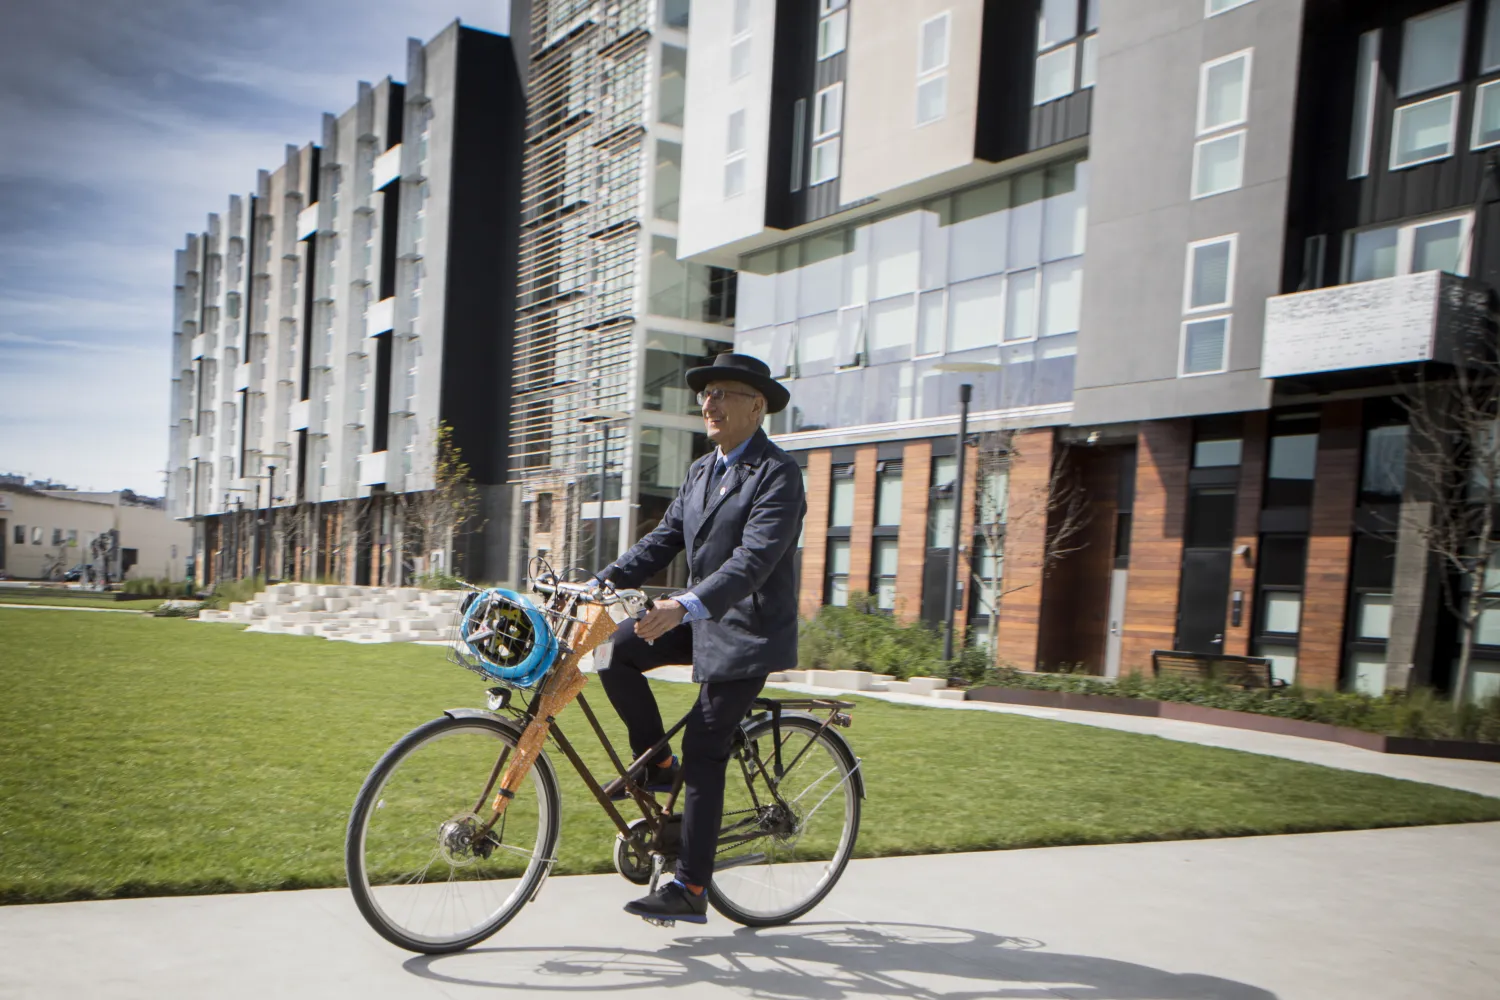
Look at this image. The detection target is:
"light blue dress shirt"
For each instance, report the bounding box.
[675,437,753,622]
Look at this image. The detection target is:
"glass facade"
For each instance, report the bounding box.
[642,331,733,415]
[736,159,1089,433]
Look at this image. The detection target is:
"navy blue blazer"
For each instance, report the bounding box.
[603,428,806,683]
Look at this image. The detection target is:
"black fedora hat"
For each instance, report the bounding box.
[685,352,791,414]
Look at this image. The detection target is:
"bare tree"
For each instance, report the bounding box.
[1400,340,1500,705]
[969,430,1092,663]
[401,420,481,581]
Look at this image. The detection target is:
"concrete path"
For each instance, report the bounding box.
[2,822,1496,999]
[648,669,1500,799]
[0,603,144,614]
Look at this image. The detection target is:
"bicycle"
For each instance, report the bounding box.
[344,566,864,954]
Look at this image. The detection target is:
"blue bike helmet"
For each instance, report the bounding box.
[457,588,559,688]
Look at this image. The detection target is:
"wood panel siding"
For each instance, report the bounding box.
[1037,444,1120,673]
[995,429,1054,669]
[1299,400,1363,690]
[848,446,878,599]
[1119,421,1192,673]
[1224,412,1267,657]
[799,450,832,620]
[894,440,932,624]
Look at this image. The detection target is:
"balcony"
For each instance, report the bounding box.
[368,296,395,336]
[190,333,208,360]
[358,450,388,487]
[290,399,310,431]
[296,202,320,241]
[1261,271,1492,381]
[373,144,402,191]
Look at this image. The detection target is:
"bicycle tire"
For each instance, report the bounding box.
[345,714,561,954]
[708,714,861,927]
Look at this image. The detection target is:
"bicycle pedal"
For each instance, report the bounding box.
[641,916,676,928]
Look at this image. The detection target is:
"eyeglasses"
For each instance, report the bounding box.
[696,387,760,405]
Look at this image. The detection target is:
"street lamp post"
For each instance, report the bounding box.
[578,411,629,574]
[942,384,973,666]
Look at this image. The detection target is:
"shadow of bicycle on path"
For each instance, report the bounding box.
[404,921,1278,999]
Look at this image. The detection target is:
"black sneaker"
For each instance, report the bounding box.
[624,880,708,925]
[607,756,680,801]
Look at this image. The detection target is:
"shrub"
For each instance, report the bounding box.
[798,596,974,681]
[412,571,465,591]
[973,666,1500,744]
[201,576,266,610]
[121,577,196,598]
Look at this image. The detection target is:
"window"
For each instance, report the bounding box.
[1345,213,1473,282]
[1486,0,1500,72]
[830,465,855,526]
[51,528,64,547]
[654,140,681,221]
[873,539,899,610]
[811,138,841,185]
[659,45,687,126]
[1035,46,1078,105]
[733,0,753,34]
[813,85,843,140]
[928,455,957,547]
[876,462,904,525]
[1399,4,1465,97]
[1198,51,1251,134]
[1181,317,1230,375]
[827,539,851,606]
[1363,424,1409,497]
[1195,438,1243,467]
[730,38,752,80]
[1269,433,1318,480]
[1392,93,1459,168]
[1350,30,1380,177]
[662,0,689,29]
[1206,0,1255,14]
[1180,234,1235,377]
[1192,49,1251,199]
[1192,131,1246,198]
[12,525,23,545]
[31,526,41,545]
[818,8,848,59]
[917,13,950,125]
[1185,235,1236,312]
[725,110,747,199]
[1262,591,1303,635]
[1081,34,1098,89]
[1357,593,1394,640]
[1475,80,1500,149]
[1035,0,1079,105]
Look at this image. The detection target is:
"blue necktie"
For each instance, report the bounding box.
[707,458,727,500]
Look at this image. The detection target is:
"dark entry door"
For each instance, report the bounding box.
[1176,486,1237,654]
[1178,550,1232,653]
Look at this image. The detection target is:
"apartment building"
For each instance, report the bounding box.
[676,0,1500,703]
[166,21,527,588]
[508,0,738,585]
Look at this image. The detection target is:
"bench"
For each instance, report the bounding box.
[1150,650,1282,689]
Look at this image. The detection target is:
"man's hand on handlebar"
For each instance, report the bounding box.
[634,599,686,642]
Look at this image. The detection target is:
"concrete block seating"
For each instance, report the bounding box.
[196,583,467,645]
[768,668,954,702]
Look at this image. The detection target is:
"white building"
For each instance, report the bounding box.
[0,487,191,582]
[509,0,738,588]
[165,19,528,588]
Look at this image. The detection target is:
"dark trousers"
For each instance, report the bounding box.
[596,619,766,888]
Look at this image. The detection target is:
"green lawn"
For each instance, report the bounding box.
[0,590,163,610]
[2,609,1498,904]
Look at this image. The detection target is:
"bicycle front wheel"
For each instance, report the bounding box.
[345,714,561,954]
[708,715,862,926]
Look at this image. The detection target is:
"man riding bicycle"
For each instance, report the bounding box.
[592,352,804,925]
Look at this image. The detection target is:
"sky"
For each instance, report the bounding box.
[0,0,512,494]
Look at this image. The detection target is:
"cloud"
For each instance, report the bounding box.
[0,0,513,493]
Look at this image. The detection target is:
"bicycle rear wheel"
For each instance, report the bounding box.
[708,715,861,926]
[345,714,560,954]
